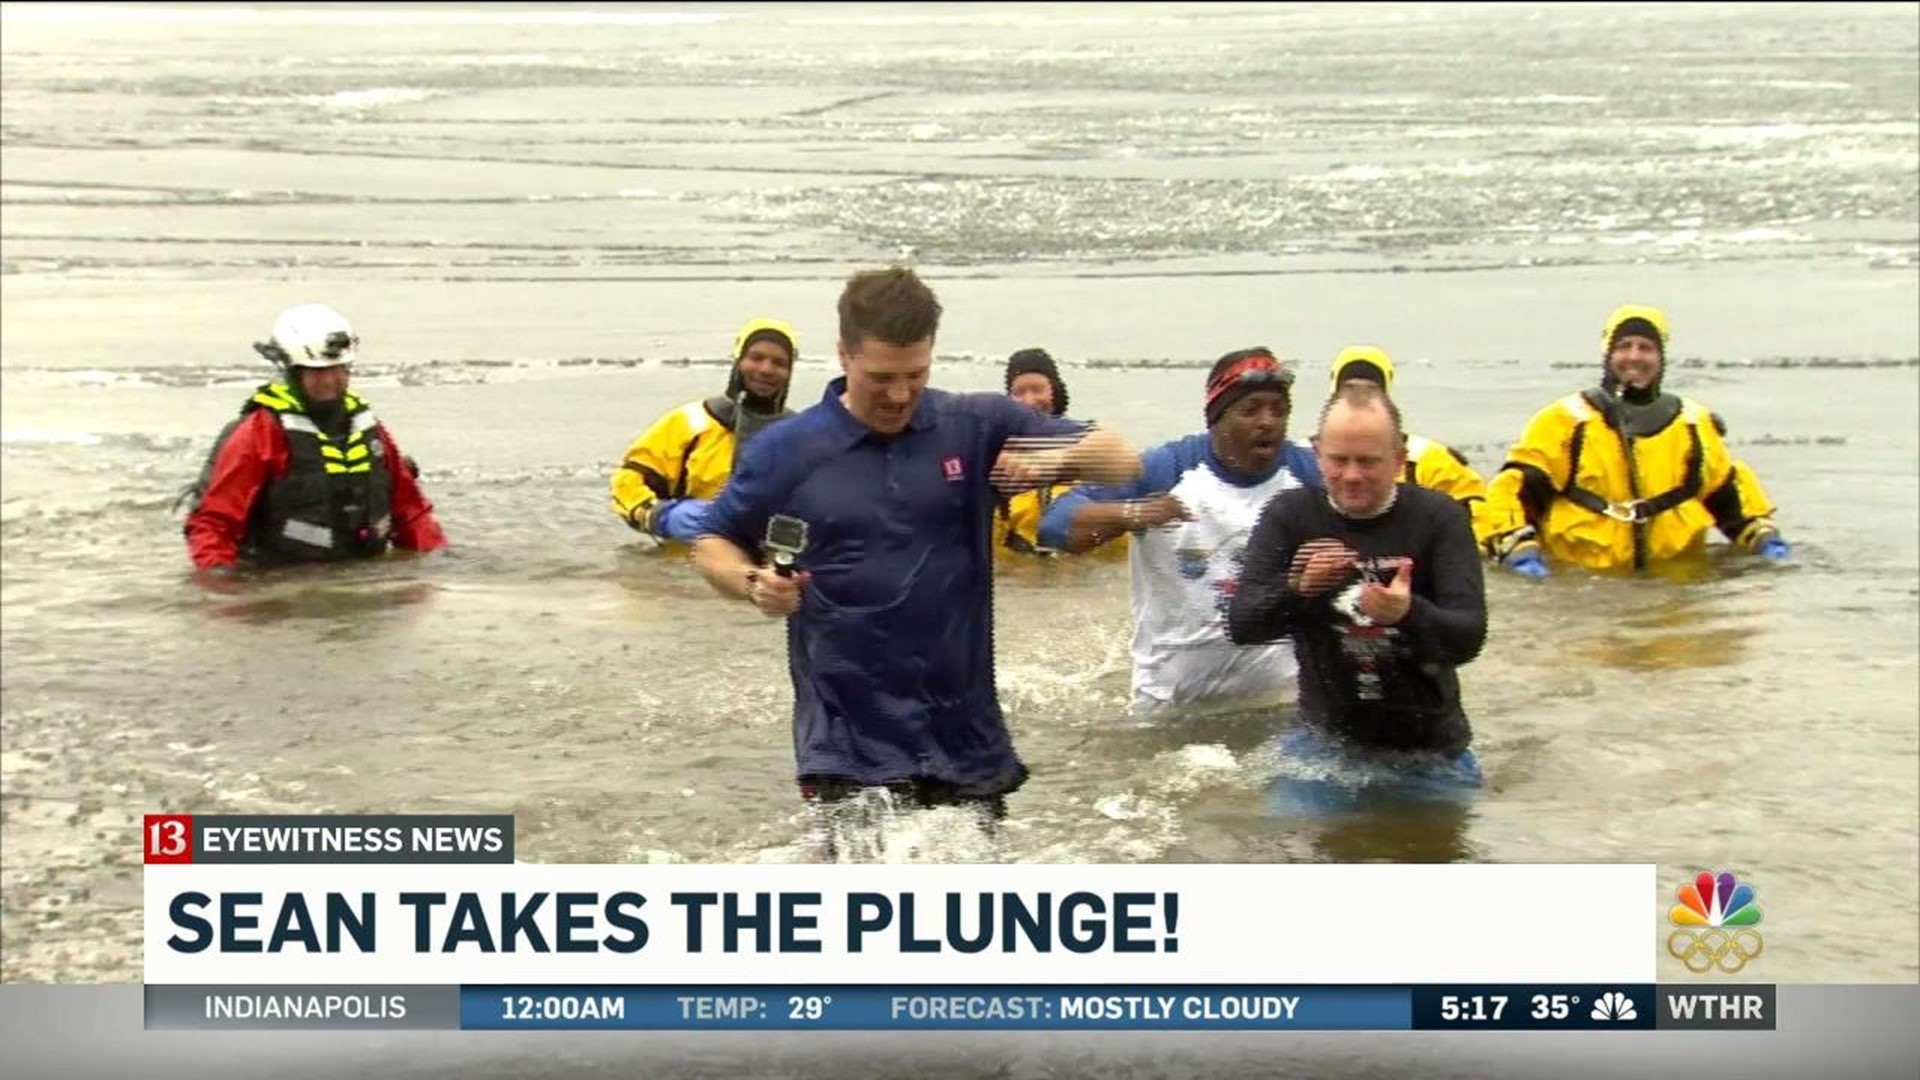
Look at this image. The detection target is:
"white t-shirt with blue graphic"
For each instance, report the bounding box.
[1041,434,1321,712]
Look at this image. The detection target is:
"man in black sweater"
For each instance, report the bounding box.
[1228,382,1487,809]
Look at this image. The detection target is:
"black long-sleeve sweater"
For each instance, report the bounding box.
[1228,484,1487,755]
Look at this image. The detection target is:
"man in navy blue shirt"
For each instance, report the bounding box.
[692,267,1142,858]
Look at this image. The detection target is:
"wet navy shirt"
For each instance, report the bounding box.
[704,376,1085,791]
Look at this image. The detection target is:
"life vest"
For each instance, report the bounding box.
[241,383,394,562]
[1505,388,1704,572]
[1481,385,1768,572]
[1557,389,1704,569]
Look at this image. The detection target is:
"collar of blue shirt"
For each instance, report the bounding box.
[821,375,941,443]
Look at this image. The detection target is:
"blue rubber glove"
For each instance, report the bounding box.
[1503,551,1550,579]
[1755,535,1790,562]
[654,498,712,542]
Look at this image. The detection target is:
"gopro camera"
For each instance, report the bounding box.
[764,514,809,578]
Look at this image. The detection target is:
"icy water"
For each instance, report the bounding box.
[2,3,1916,984]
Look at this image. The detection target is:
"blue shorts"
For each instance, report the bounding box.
[1266,726,1483,817]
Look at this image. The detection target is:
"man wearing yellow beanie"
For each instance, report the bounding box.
[610,317,799,547]
[1328,345,1492,541]
[1478,304,1788,576]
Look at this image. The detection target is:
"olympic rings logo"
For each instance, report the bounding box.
[1666,928,1765,974]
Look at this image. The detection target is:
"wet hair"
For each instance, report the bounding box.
[1317,381,1404,445]
[838,266,943,350]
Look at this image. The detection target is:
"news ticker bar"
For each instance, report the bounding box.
[145,984,1776,1031]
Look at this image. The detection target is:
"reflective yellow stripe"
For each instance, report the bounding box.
[256,385,380,478]
[253,384,377,427]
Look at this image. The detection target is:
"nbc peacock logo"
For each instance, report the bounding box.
[1666,870,1764,974]
[1589,991,1638,1021]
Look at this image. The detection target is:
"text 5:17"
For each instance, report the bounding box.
[1438,995,1508,1021]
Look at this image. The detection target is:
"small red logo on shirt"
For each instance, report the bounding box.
[943,456,965,482]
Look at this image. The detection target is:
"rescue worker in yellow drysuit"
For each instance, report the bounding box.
[1479,305,1789,576]
[611,317,798,545]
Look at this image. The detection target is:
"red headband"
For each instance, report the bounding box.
[1204,353,1285,413]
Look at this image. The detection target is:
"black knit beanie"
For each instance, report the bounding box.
[1004,347,1069,417]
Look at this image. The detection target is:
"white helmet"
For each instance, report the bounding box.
[261,303,358,369]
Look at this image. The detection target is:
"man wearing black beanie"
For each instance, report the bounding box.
[1004,347,1070,418]
[997,347,1080,557]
